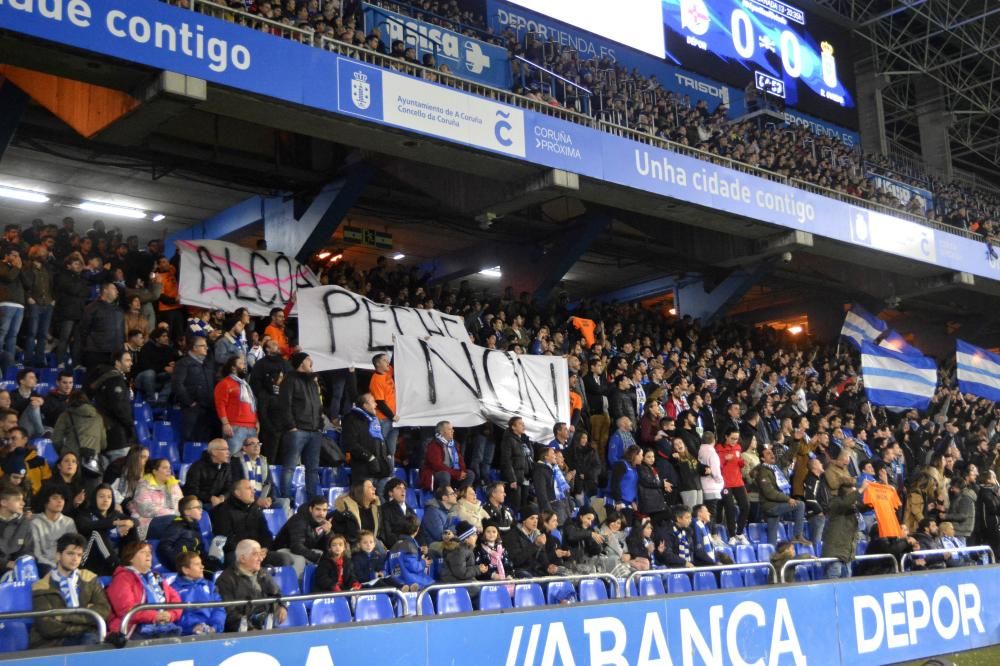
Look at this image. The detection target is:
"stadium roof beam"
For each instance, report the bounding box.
[0,80,28,162]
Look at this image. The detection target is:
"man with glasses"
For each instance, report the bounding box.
[230,437,290,516]
[172,335,217,442]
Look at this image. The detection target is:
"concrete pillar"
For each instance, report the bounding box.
[855,62,889,155]
[914,77,953,179]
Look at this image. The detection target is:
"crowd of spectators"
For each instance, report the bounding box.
[0,216,996,646]
[180,0,1000,242]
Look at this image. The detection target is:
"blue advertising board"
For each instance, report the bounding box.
[362,3,510,89]
[0,0,997,284]
[3,567,998,665]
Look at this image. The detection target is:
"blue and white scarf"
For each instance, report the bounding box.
[230,373,256,411]
[437,435,461,470]
[551,463,569,501]
[128,567,166,604]
[49,569,80,608]
[351,407,384,440]
[765,464,792,495]
[242,454,266,497]
[673,525,691,563]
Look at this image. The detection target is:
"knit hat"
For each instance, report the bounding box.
[521,503,540,520]
[1,451,25,478]
[455,520,477,542]
[222,316,240,333]
[290,352,310,370]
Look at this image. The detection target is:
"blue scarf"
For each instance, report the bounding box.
[765,464,792,495]
[673,525,691,563]
[352,407,384,440]
[551,463,569,500]
[128,567,166,604]
[49,569,79,608]
[242,453,266,497]
[438,435,461,470]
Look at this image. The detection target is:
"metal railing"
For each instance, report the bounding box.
[0,608,108,643]
[415,573,619,615]
[901,545,995,571]
[120,588,409,635]
[179,0,990,249]
[625,561,777,595]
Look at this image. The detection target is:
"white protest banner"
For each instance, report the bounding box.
[297,285,469,370]
[393,334,570,442]
[177,240,318,317]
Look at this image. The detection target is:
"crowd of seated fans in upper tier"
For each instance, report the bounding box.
[170,0,1000,238]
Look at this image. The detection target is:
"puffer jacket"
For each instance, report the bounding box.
[172,575,225,635]
[943,486,977,538]
[29,570,110,648]
[440,540,478,584]
[106,566,182,633]
[131,474,182,538]
[52,402,108,455]
[698,443,724,498]
[821,490,863,563]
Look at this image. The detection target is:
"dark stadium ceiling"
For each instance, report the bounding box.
[813,0,1000,180]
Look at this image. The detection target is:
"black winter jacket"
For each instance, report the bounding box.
[183,451,233,505]
[314,554,360,592]
[498,428,530,486]
[53,268,89,322]
[78,299,124,354]
[172,354,215,407]
[637,463,667,515]
[157,516,204,571]
[91,369,134,434]
[211,495,274,562]
[215,566,283,632]
[341,408,393,483]
[0,262,26,305]
[381,499,418,549]
[273,504,329,563]
[274,371,323,432]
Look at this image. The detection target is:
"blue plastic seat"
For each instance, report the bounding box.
[714,525,729,542]
[267,566,298,596]
[13,556,38,583]
[277,601,308,627]
[756,543,775,562]
[333,466,352,486]
[354,594,396,622]
[311,597,352,625]
[31,439,58,466]
[0,581,31,653]
[735,544,756,563]
[326,487,349,505]
[153,421,180,444]
[37,368,58,385]
[715,545,734,562]
[745,523,765,543]
[263,509,288,537]
[693,571,717,591]
[318,467,335,488]
[855,541,867,556]
[405,488,421,508]
[546,581,577,605]
[393,467,407,482]
[269,465,283,495]
[291,465,305,489]
[413,507,424,520]
[302,564,316,596]
[578,579,609,602]
[775,522,789,542]
[436,587,473,615]
[478,585,513,610]
[795,543,816,557]
[178,463,192,485]
[720,570,744,589]
[666,573,692,594]
[793,564,813,582]
[637,575,665,597]
[513,583,545,608]
[743,566,769,587]
[182,441,208,464]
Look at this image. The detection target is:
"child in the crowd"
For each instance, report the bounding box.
[172,551,225,635]
[314,534,361,592]
[386,515,435,592]
[474,521,514,582]
[351,530,387,587]
[440,521,479,586]
[625,517,656,570]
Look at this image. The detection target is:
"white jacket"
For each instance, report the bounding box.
[698,443,724,499]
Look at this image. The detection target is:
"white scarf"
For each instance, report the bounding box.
[49,568,80,608]
[231,373,256,410]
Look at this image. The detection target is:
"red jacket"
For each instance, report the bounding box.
[214,375,258,429]
[419,437,467,490]
[715,442,745,488]
[106,566,183,633]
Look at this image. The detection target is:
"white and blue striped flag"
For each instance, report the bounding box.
[956,340,1000,401]
[861,341,937,410]
[841,304,887,350]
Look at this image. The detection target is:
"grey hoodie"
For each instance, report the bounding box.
[0,513,33,569]
[30,513,76,568]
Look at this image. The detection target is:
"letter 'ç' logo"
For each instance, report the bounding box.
[494,110,514,147]
[351,71,371,110]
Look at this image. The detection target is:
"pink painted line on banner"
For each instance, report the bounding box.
[178,240,313,296]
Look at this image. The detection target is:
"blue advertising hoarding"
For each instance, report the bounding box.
[0,0,996,284]
[3,567,999,665]
[362,3,510,89]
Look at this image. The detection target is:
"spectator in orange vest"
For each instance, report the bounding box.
[264,308,291,358]
[369,353,399,459]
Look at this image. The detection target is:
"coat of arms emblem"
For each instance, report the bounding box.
[351,71,371,110]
